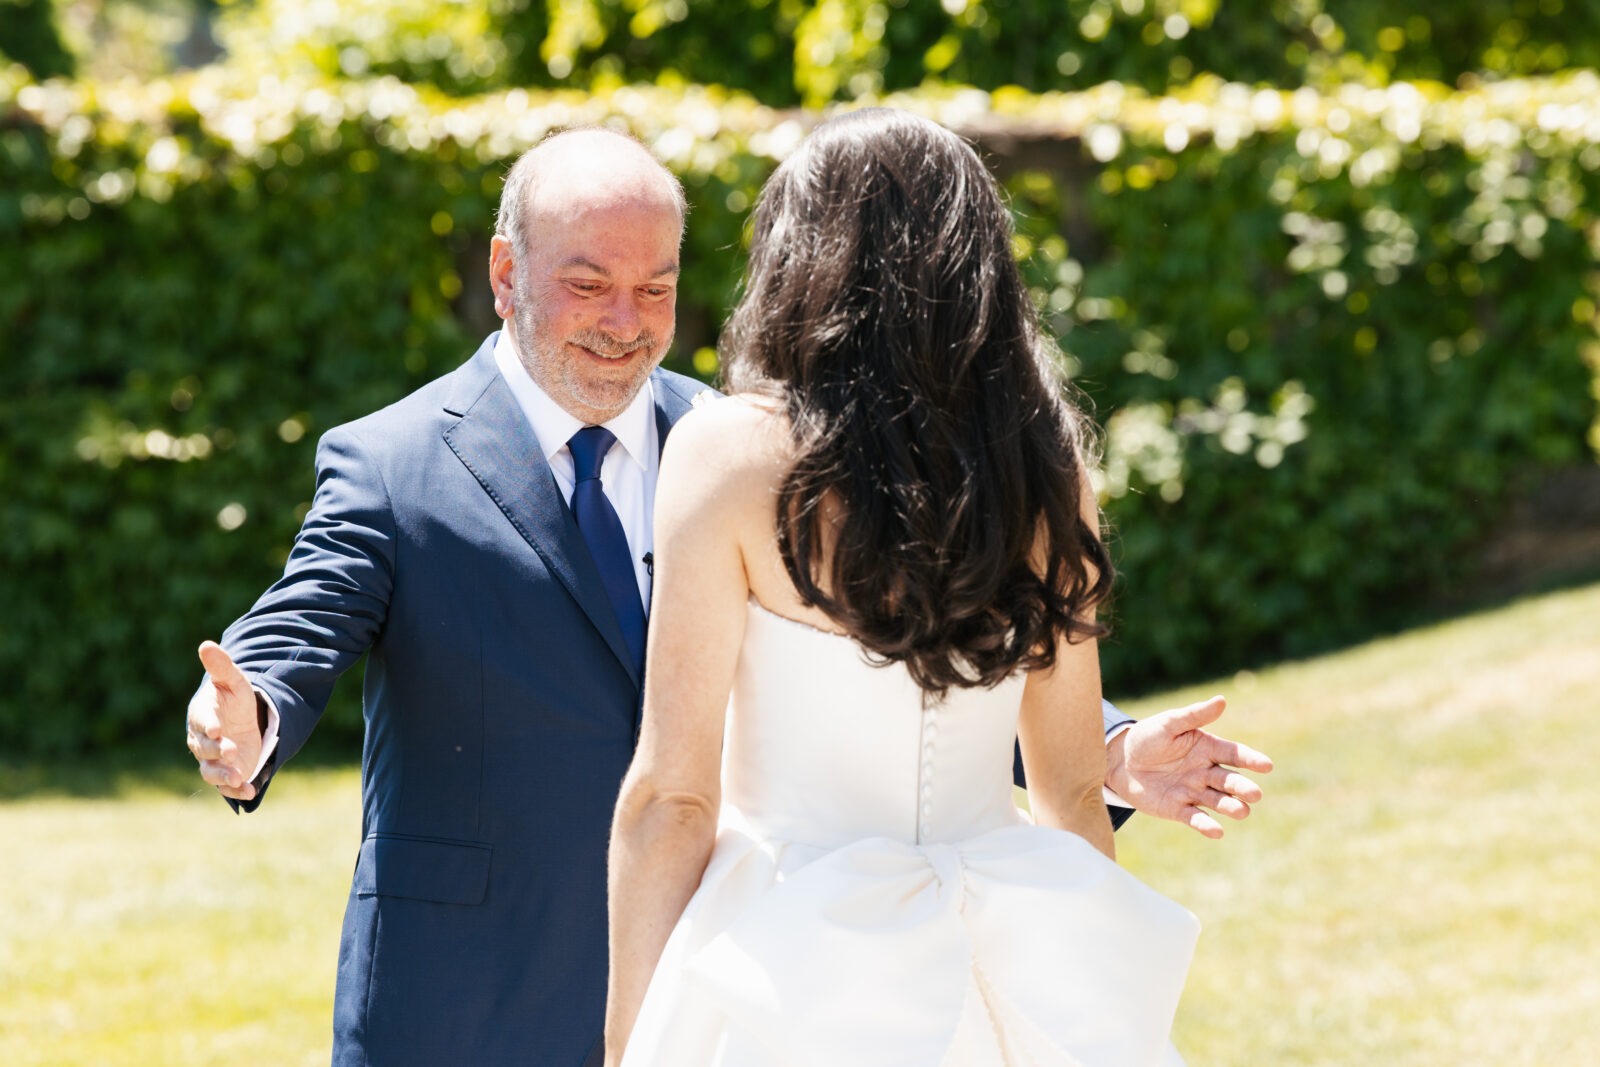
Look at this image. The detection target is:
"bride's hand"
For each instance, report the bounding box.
[1105,696,1273,838]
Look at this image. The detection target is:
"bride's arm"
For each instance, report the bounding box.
[1018,632,1115,860]
[1017,471,1116,861]
[603,404,759,1062]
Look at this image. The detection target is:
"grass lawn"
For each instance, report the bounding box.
[3,581,1598,1065]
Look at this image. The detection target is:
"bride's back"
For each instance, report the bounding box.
[684,399,1027,849]
[725,590,1028,850]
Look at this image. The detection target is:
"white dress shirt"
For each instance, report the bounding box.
[491,328,659,606]
[1103,713,1134,810]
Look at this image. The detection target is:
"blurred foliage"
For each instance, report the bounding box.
[1,1,206,82]
[3,64,1598,752]
[214,0,514,95]
[205,0,1600,105]
[12,0,1600,100]
[1332,1,1600,83]
[0,0,76,78]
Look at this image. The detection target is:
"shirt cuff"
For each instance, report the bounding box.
[247,684,281,783]
[1102,719,1135,809]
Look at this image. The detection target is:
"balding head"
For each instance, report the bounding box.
[495,128,686,257]
[486,126,685,424]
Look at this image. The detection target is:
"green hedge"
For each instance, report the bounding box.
[3,67,1597,753]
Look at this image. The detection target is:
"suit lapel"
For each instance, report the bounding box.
[652,368,700,452]
[442,338,640,687]
[645,372,700,625]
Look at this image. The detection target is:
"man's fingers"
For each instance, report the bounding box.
[198,758,246,790]
[1184,806,1224,839]
[187,729,222,762]
[187,681,222,738]
[1209,767,1264,803]
[198,641,249,694]
[1205,791,1252,820]
[1199,733,1274,774]
[1157,695,1227,736]
[217,782,257,802]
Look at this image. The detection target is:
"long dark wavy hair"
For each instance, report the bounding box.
[722,108,1113,696]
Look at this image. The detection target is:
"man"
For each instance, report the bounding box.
[187,128,1270,1066]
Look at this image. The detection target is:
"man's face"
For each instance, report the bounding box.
[502,195,680,425]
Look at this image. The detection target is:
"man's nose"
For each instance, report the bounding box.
[598,290,642,342]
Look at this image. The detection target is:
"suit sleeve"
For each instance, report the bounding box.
[1013,700,1137,831]
[210,425,397,811]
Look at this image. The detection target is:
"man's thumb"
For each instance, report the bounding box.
[198,641,249,693]
[1162,695,1227,735]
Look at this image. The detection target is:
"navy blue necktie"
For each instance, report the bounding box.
[568,426,647,678]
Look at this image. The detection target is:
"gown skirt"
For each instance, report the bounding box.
[620,601,1199,1067]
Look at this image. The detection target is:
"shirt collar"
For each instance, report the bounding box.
[492,326,656,472]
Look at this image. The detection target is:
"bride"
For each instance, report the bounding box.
[604,108,1199,1066]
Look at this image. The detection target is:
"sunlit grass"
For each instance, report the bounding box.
[1121,581,1600,1066]
[3,582,1597,1065]
[0,769,359,1066]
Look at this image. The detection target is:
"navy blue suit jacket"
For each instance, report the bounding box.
[217,334,703,1066]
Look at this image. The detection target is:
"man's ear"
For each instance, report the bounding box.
[489,234,516,320]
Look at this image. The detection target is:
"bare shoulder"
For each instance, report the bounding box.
[661,394,792,484]
[656,394,792,530]
[669,391,785,441]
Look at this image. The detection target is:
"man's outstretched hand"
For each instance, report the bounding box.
[186,641,263,802]
[1107,695,1273,839]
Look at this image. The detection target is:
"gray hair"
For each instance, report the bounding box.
[494,126,688,254]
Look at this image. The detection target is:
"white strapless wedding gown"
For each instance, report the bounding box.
[621,600,1199,1067]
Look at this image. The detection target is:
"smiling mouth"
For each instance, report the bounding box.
[574,342,639,362]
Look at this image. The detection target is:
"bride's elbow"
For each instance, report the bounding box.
[653,790,719,830]
[616,776,719,841]
[1032,775,1108,831]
